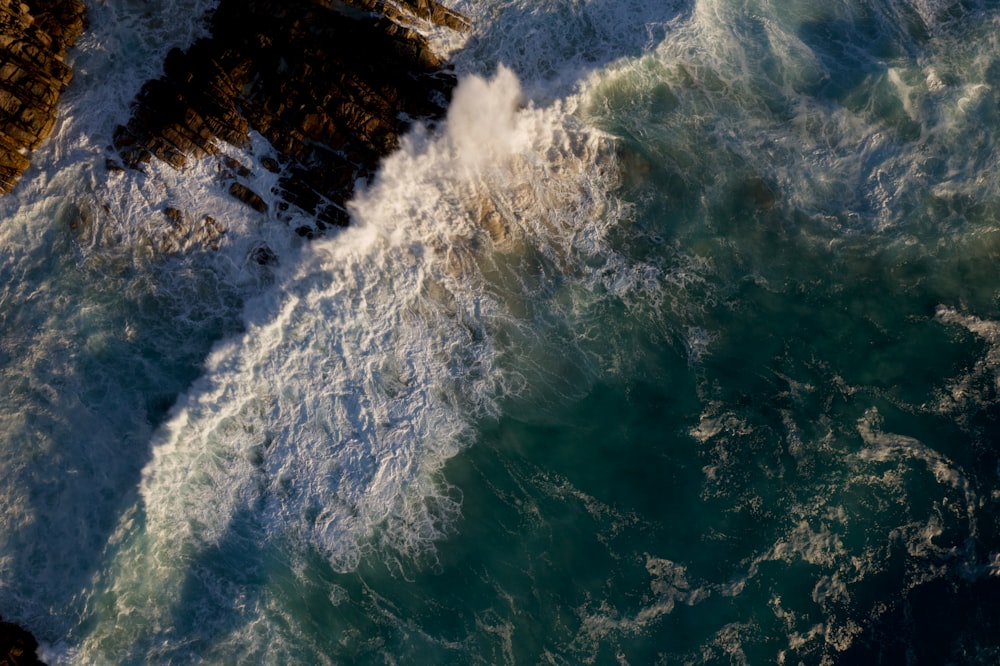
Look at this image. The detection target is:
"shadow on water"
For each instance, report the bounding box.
[839,575,1000,665]
[0,201,246,639]
[134,0,705,654]
[160,505,270,664]
[15,0,1000,656]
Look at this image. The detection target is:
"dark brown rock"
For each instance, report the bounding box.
[0,616,45,666]
[351,0,471,33]
[115,0,468,236]
[153,208,227,254]
[164,206,183,224]
[221,155,250,178]
[261,156,280,173]
[249,242,277,265]
[229,181,267,213]
[0,0,86,194]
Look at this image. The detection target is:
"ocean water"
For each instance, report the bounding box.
[2,0,1000,663]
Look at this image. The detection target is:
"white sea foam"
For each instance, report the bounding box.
[450,0,687,100]
[933,306,1000,414]
[580,0,1000,242]
[0,0,687,658]
[12,0,1000,662]
[0,0,267,641]
[71,62,646,661]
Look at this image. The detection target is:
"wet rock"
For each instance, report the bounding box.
[114,0,468,236]
[352,0,471,33]
[228,181,267,213]
[154,209,227,254]
[163,206,184,225]
[0,616,45,665]
[221,155,250,178]
[261,156,280,173]
[193,215,226,249]
[249,242,277,266]
[0,0,87,194]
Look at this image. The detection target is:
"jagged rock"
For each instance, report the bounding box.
[249,242,277,266]
[153,207,227,254]
[221,155,250,178]
[351,0,471,33]
[0,616,45,666]
[0,0,86,194]
[163,206,183,224]
[114,0,468,236]
[261,156,280,173]
[228,181,267,213]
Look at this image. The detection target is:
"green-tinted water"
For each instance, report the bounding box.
[3,0,1000,663]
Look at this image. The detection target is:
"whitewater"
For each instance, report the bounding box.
[3,0,1000,663]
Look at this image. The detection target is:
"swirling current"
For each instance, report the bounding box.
[1,0,1000,663]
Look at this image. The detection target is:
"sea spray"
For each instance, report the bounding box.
[6,0,999,662]
[0,141,251,647]
[0,0,307,645]
[555,1,1000,661]
[450,0,687,100]
[71,65,647,662]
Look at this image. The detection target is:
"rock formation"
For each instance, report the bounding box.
[0,0,469,658]
[0,616,44,666]
[0,0,86,193]
[113,0,469,236]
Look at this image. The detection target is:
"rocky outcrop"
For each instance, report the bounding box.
[153,206,227,254]
[0,616,45,665]
[113,0,469,236]
[0,0,85,193]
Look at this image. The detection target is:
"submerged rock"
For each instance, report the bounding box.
[0,0,86,193]
[114,0,469,235]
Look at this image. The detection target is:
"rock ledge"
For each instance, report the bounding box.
[113,0,468,235]
[0,616,45,666]
[0,0,86,193]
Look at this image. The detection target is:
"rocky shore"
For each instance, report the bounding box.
[0,1,86,655]
[0,0,86,193]
[0,0,468,236]
[0,0,469,655]
[0,616,43,665]
[113,0,469,238]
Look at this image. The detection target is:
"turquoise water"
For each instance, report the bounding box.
[2,0,1000,663]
